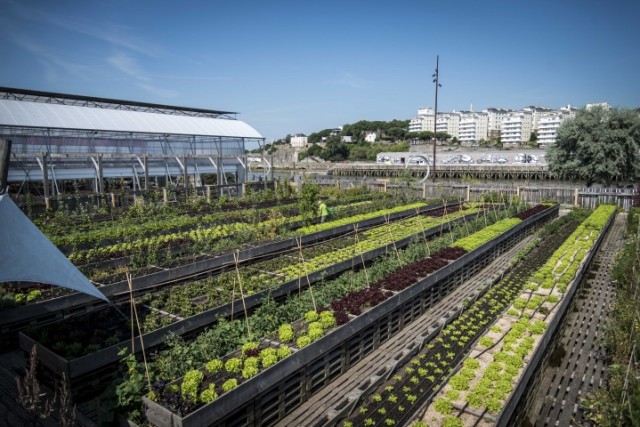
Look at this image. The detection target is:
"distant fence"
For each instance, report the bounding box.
[11,180,277,217]
[423,183,637,210]
[11,178,638,216]
[310,178,638,211]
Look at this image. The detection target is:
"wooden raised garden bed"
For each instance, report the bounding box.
[141,205,558,427]
[4,201,460,343]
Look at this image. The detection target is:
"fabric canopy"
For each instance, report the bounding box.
[0,195,108,302]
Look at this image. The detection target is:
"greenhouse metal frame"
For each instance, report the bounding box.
[0,87,265,197]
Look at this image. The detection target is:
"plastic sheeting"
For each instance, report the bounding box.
[0,99,263,139]
[0,195,108,302]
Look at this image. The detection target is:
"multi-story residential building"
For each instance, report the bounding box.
[523,106,552,130]
[501,111,533,146]
[290,133,308,148]
[409,103,595,146]
[536,106,577,145]
[586,102,609,110]
[409,107,435,133]
[537,114,564,146]
[484,108,512,133]
[436,112,461,139]
[458,112,489,145]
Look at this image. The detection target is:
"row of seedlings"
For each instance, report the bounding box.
[140,203,555,427]
[5,197,426,314]
[66,198,402,273]
[16,201,480,399]
[2,199,446,340]
[420,204,615,427]
[331,205,564,427]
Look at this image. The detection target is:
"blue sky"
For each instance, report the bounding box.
[1,0,639,141]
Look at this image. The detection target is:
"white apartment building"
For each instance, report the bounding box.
[501,111,533,146]
[537,114,564,146]
[523,106,553,131]
[290,133,308,148]
[586,102,609,110]
[537,106,577,145]
[458,112,489,145]
[409,107,435,133]
[484,108,513,133]
[436,112,461,139]
[409,103,595,146]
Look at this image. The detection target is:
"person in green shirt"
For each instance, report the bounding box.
[318,200,329,223]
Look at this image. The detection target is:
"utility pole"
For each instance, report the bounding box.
[432,55,441,182]
[0,139,10,194]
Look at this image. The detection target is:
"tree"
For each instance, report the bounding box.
[385,127,407,141]
[347,145,371,161]
[308,129,333,144]
[306,143,323,158]
[436,132,452,143]
[320,137,349,162]
[547,107,640,186]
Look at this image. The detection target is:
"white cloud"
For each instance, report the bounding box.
[136,83,179,99]
[107,53,150,81]
[7,33,92,81]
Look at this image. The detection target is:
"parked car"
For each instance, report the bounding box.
[514,153,537,164]
[478,154,508,164]
[442,154,473,164]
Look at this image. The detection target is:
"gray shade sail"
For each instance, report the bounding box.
[0,195,108,302]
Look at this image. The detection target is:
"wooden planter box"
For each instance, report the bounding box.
[142,205,558,427]
[16,205,477,398]
[495,209,614,427]
[3,201,458,342]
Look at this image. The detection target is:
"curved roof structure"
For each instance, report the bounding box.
[0,99,262,139]
[1,88,264,185]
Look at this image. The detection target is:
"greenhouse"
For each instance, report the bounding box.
[0,87,265,195]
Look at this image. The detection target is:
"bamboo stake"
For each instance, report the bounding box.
[127,273,152,393]
[230,276,236,321]
[415,207,431,256]
[296,237,317,311]
[233,251,252,336]
[458,193,471,238]
[385,213,403,267]
[353,223,370,286]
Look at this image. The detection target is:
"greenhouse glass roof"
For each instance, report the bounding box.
[0,99,262,139]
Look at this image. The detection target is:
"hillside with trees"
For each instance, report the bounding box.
[250,118,455,162]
